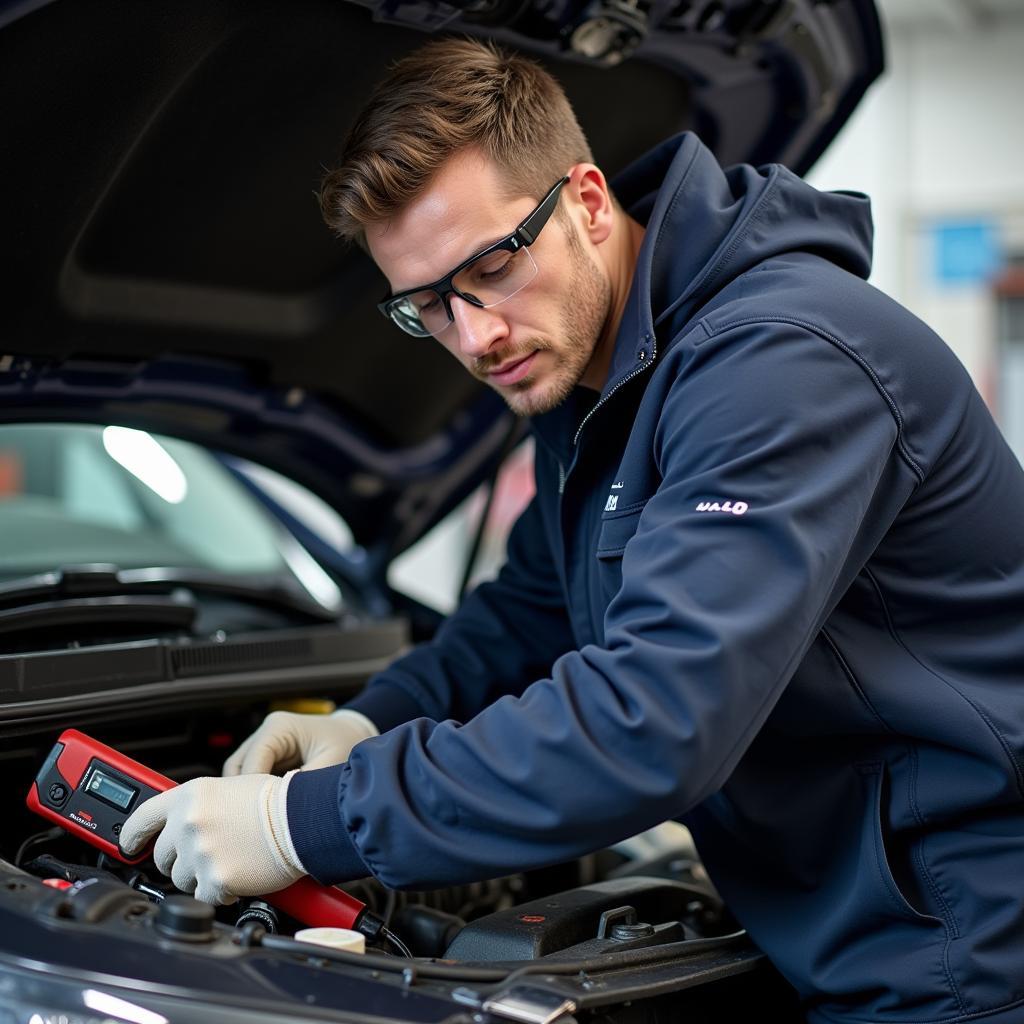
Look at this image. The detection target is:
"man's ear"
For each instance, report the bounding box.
[567,164,614,246]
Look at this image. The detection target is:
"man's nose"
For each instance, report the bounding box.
[449,295,508,359]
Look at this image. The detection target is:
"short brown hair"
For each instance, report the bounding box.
[319,37,592,245]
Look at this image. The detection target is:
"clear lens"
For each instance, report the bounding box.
[390,294,437,338]
[454,246,536,308]
[387,247,538,338]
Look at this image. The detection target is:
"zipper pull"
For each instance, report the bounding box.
[557,462,566,495]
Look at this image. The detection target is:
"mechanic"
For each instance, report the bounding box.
[122,38,1024,1024]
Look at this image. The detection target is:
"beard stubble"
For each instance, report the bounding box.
[497,225,611,418]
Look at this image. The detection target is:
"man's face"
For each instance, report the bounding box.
[367,150,611,417]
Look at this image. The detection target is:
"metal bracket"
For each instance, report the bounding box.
[453,985,578,1024]
[566,0,648,65]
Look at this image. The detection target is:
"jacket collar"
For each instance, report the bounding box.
[529,133,703,459]
[531,129,874,454]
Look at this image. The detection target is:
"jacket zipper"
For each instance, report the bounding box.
[572,346,655,449]
[557,341,656,495]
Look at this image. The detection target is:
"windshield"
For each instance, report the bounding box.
[0,423,341,610]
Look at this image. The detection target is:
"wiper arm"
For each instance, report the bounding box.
[0,593,198,638]
[0,565,338,623]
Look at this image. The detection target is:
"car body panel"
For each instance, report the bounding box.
[0,0,882,555]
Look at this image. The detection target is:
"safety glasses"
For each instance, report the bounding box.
[378,176,569,338]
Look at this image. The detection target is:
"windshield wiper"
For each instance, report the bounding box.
[0,565,339,623]
[0,592,198,638]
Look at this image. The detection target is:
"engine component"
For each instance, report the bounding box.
[155,894,216,942]
[236,899,280,934]
[444,876,710,961]
[392,904,467,957]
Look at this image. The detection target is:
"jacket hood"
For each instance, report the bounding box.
[612,132,874,367]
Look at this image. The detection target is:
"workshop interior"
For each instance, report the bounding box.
[1,0,1022,1021]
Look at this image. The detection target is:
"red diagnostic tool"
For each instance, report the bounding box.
[26,729,373,933]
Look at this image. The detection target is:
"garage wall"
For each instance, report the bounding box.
[807,11,1024,461]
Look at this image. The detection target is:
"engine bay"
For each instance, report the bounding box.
[0,706,801,1023]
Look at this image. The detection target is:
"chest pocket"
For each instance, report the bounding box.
[593,502,648,618]
[595,501,648,559]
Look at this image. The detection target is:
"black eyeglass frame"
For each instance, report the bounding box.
[377,175,571,335]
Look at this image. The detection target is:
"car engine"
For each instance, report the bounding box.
[0,705,801,1023]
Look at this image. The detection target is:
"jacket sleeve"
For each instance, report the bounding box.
[342,478,577,732]
[288,322,914,888]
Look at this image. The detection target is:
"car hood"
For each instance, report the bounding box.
[0,0,883,554]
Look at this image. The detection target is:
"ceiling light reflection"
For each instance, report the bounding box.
[102,427,188,504]
[83,989,168,1024]
[277,534,343,611]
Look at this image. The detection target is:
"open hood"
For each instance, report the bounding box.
[0,0,883,555]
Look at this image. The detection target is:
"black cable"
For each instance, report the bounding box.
[382,927,413,958]
[14,826,64,868]
[259,927,749,984]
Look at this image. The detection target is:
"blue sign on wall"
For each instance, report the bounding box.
[931,219,1001,286]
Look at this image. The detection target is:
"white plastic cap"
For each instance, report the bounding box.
[293,927,366,953]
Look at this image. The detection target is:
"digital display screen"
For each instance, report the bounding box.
[85,767,137,811]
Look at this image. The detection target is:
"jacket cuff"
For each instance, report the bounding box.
[286,764,368,885]
[272,770,306,875]
[344,679,427,733]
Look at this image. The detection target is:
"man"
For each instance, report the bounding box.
[122,37,1024,1024]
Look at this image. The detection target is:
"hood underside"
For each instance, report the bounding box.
[0,0,882,551]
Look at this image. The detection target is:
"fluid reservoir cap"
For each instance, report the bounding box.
[156,895,215,942]
[294,927,365,953]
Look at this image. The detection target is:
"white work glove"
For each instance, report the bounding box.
[119,772,305,905]
[223,709,379,776]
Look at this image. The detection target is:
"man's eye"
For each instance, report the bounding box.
[472,253,514,281]
[415,294,442,314]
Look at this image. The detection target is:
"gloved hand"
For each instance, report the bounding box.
[119,772,305,905]
[223,709,379,776]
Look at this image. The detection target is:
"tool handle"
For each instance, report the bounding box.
[268,876,365,930]
[29,730,369,930]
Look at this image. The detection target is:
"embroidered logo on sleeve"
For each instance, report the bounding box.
[695,500,748,516]
[605,495,619,512]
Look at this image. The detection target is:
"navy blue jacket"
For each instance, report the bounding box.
[289,133,1024,1023]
